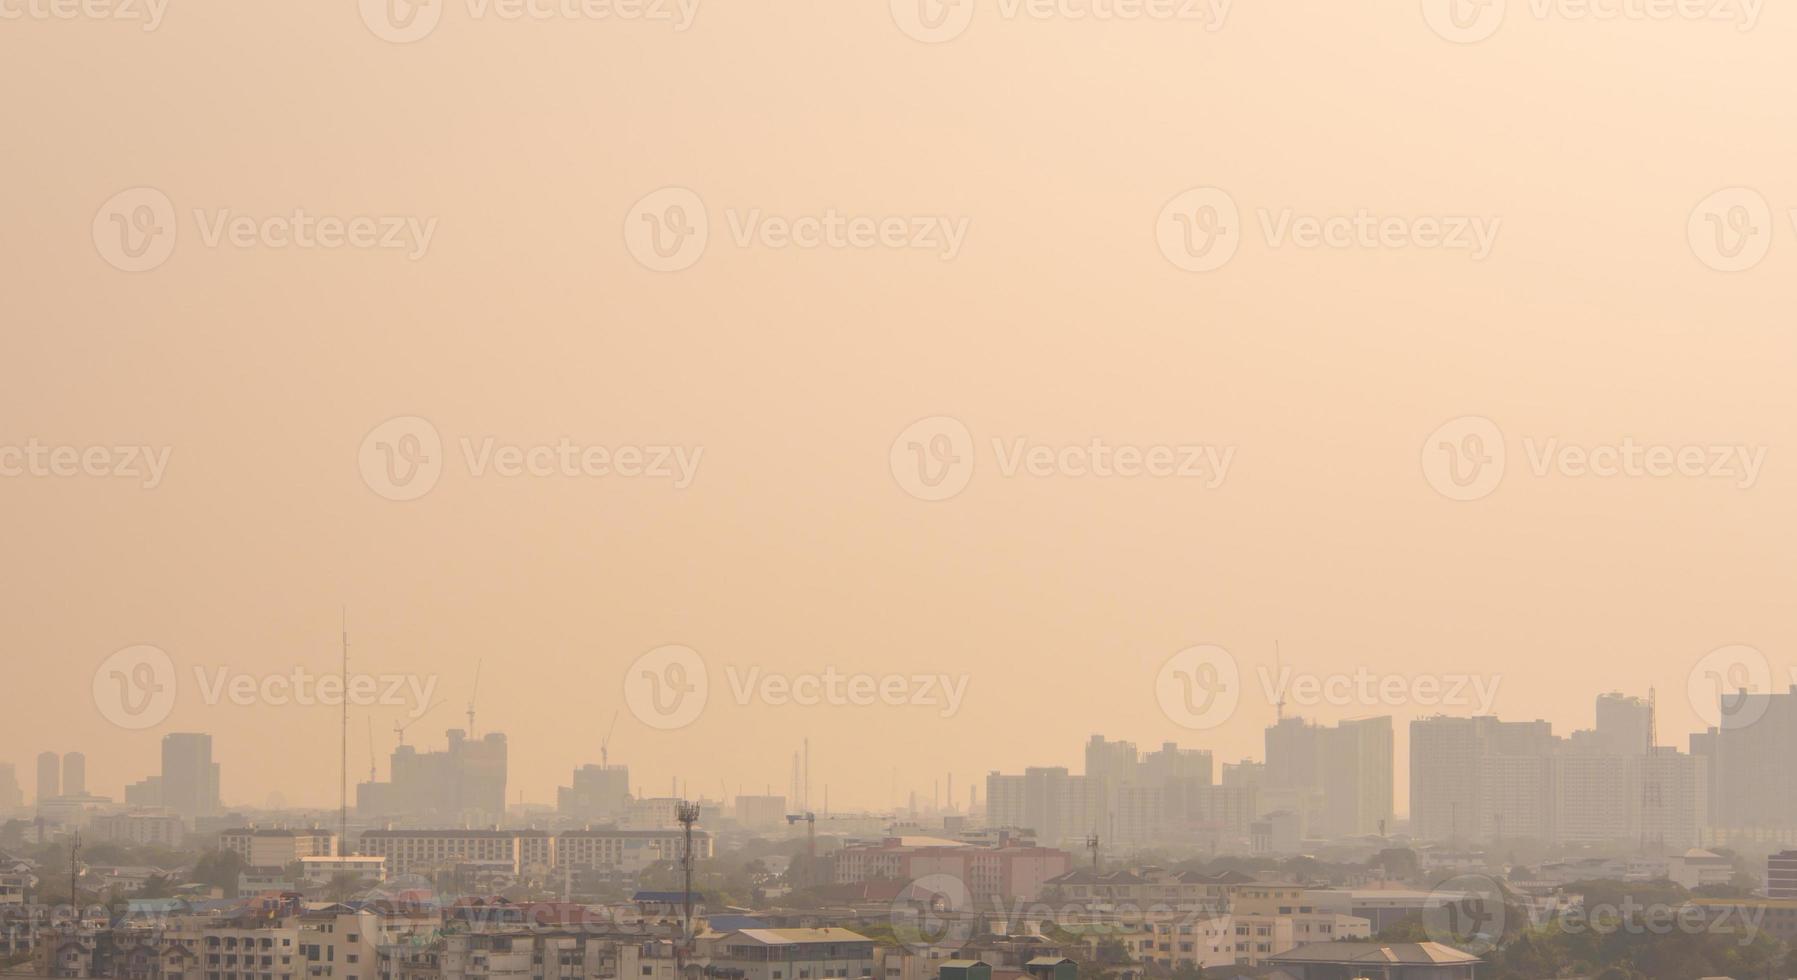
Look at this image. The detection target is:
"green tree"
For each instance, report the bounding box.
[192,850,245,898]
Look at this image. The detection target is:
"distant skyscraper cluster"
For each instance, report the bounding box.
[1264,716,1395,840]
[1409,693,1707,848]
[357,728,508,824]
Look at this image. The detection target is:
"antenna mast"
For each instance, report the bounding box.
[467,660,483,737]
[340,608,349,848]
[1274,640,1286,722]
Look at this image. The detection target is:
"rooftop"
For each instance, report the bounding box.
[1268,942,1480,966]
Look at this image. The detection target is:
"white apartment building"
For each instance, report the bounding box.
[1227,884,1370,967]
[91,811,186,848]
[556,829,710,873]
[221,829,341,868]
[356,831,553,877]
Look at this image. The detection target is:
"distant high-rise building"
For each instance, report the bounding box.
[1595,693,1652,757]
[36,752,60,804]
[125,775,163,807]
[1711,686,1797,830]
[357,729,506,822]
[985,771,1027,830]
[1264,716,1393,839]
[1410,716,1554,842]
[0,764,22,809]
[558,764,630,822]
[160,733,220,819]
[61,752,86,797]
[733,794,788,830]
[1322,717,1395,838]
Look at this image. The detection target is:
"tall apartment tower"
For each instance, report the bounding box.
[1323,717,1395,837]
[62,752,86,797]
[36,752,60,804]
[160,733,220,819]
[1595,693,1652,756]
[0,764,23,809]
[1712,686,1797,829]
[1411,716,1556,843]
[1266,716,1394,839]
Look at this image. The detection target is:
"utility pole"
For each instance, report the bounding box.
[1086,833,1100,871]
[69,831,81,909]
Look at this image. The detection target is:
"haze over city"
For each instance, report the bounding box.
[5,1,1797,977]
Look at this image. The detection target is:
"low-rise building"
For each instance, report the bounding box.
[1266,941,1479,979]
[220,829,340,868]
[707,928,875,980]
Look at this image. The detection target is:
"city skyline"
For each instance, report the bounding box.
[5,672,1764,822]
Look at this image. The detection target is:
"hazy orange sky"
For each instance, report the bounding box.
[3,0,1795,818]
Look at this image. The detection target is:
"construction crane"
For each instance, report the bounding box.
[601,710,619,769]
[466,660,483,736]
[395,700,444,747]
[786,811,817,859]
